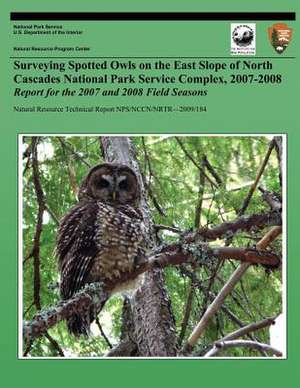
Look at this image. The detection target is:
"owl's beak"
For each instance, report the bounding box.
[112,191,116,201]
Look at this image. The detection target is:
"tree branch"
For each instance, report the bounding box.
[258,186,282,212]
[202,155,223,187]
[179,268,268,356]
[105,339,137,357]
[219,305,267,356]
[273,136,283,187]
[57,137,91,167]
[204,339,282,357]
[199,316,276,357]
[238,138,275,216]
[45,205,60,226]
[220,316,276,341]
[175,137,218,188]
[181,226,282,353]
[95,317,112,349]
[31,137,46,311]
[194,155,206,228]
[178,281,194,346]
[155,224,183,234]
[202,181,254,201]
[23,283,108,343]
[45,333,65,357]
[23,233,281,344]
[195,210,281,241]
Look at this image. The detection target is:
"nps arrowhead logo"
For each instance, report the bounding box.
[268,23,293,54]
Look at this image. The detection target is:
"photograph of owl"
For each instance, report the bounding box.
[56,163,148,336]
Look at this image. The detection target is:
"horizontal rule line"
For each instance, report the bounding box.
[9,57,296,60]
[10,12,296,21]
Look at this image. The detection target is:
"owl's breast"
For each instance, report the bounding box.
[89,202,146,282]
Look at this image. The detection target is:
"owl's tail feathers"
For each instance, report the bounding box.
[66,314,91,337]
[66,300,107,337]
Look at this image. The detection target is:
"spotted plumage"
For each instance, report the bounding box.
[56,163,148,336]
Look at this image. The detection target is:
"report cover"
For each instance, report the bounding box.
[1,0,299,386]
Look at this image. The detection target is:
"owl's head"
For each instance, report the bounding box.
[78,163,140,206]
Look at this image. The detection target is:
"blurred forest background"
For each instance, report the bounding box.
[22,135,283,357]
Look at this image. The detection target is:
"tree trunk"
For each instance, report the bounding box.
[100,136,178,356]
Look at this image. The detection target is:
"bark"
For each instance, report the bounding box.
[105,339,137,357]
[100,136,177,356]
[106,298,138,357]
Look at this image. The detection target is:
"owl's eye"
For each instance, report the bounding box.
[119,179,129,190]
[97,178,110,189]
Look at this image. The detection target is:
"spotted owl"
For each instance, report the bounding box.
[56,163,148,336]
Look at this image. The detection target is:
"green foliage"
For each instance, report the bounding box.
[22,135,282,357]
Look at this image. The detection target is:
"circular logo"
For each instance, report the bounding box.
[232,25,254,47]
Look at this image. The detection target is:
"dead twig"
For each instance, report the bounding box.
[273,136,283,187]
[155,224,183,234]
[238,139,275,216]
[45,333,65,357]
[175,137,218,188]
[204,339,282,357]
[220,316,276,341]
[202,155,223,187]
[195,155,206,228]
[95,317,113,349]
[178,281,194,346]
